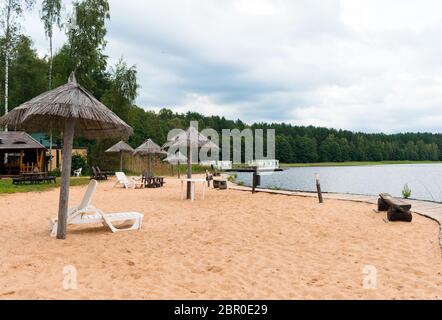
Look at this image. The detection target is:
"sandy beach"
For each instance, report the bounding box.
[0,176,441,300]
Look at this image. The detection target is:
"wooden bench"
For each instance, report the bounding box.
[378,193,412,222]
[213,177,227,190]
[12,176,56,185]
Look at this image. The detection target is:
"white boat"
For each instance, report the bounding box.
[247,159,280,170]
[200,160,233,170]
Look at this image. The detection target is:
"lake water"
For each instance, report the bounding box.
[234,164,442,202]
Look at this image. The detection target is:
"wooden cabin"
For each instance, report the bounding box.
[0,132,47,176]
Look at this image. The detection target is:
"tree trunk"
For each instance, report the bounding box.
[57,120,75,240]
[4,4,10,128]
[49,35,53,90]
[148,154,153,177]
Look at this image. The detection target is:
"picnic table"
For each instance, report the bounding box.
[13,172,56,185]
[142,175,165,188]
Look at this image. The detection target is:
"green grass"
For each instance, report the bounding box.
[0,177,91,195]
[281,161,442,168]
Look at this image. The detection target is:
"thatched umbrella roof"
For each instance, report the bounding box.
[105,141,134,172]
[163,126,219,199]
[0,73,132,139]
[163,151,187,164]
[0,72,132,240]
[133,139,166,156]
[105,141,134,153]
[162,126,218,149]
[133,139,166,177]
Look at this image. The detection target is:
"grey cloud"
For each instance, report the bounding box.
[21,0,442,133]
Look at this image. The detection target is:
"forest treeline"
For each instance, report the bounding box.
[0,0,441,164]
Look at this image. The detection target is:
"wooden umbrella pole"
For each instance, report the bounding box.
[148,154,152,177]
[49,128,53,174]
[120,151,123,172]
[187,143,192,199]
[178,160,181,179]
[57,119,75,240]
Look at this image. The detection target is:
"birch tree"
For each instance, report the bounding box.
[40,0,62,173]
[0,0,34,125]
[40,0,62,90]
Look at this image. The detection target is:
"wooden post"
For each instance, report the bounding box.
[49,129,53,174]
[148,154,153,177]
[120,151,123,172]
[56,119,75,240]
[40,149,45,172]
[252,169,260,194]
[178,160,181,179]
[19,150,23,174]
[187,143,192,199]
[316,174,324,204]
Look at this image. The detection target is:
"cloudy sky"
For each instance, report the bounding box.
[22,0,442,133]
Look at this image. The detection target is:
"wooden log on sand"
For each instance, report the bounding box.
[378,193,413,222]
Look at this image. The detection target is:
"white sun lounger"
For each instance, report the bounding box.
[115,172,143,189]
[50,180,144,237]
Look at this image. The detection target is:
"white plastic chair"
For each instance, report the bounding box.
[73,168,82,177]
[115,172,143,189]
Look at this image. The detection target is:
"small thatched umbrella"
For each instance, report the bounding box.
[105,140,134,172]
[163,151,187,178]
[0,72,132,240]
[163,126,218,199]
[133,139,166,177]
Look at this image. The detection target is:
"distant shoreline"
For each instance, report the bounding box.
[280,161,442,168]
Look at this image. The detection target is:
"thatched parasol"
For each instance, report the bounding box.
[163,126,219,199]
[0,72,132,240]
[133,139,166,177]
[105,140,134,172]
[163,151,187,178]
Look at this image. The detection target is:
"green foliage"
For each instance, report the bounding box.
[0,35,48,114]
[402,184,412,199]
[66,0,110,92]
[227,173,237,183]
[0,177,90,194]
[71,154,88,176]
[275,136,292,163]
[53,167,61,177]
[101,58,138,123]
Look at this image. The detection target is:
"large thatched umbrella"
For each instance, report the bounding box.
[163,126,218,199]
[0,72,132,240]
[105,140,134,172]
[163,151,187,178]
[133,139,166,177]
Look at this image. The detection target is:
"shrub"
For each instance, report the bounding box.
[53,168,61,177]
[71,154,89,176]
[402,184,412,199]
